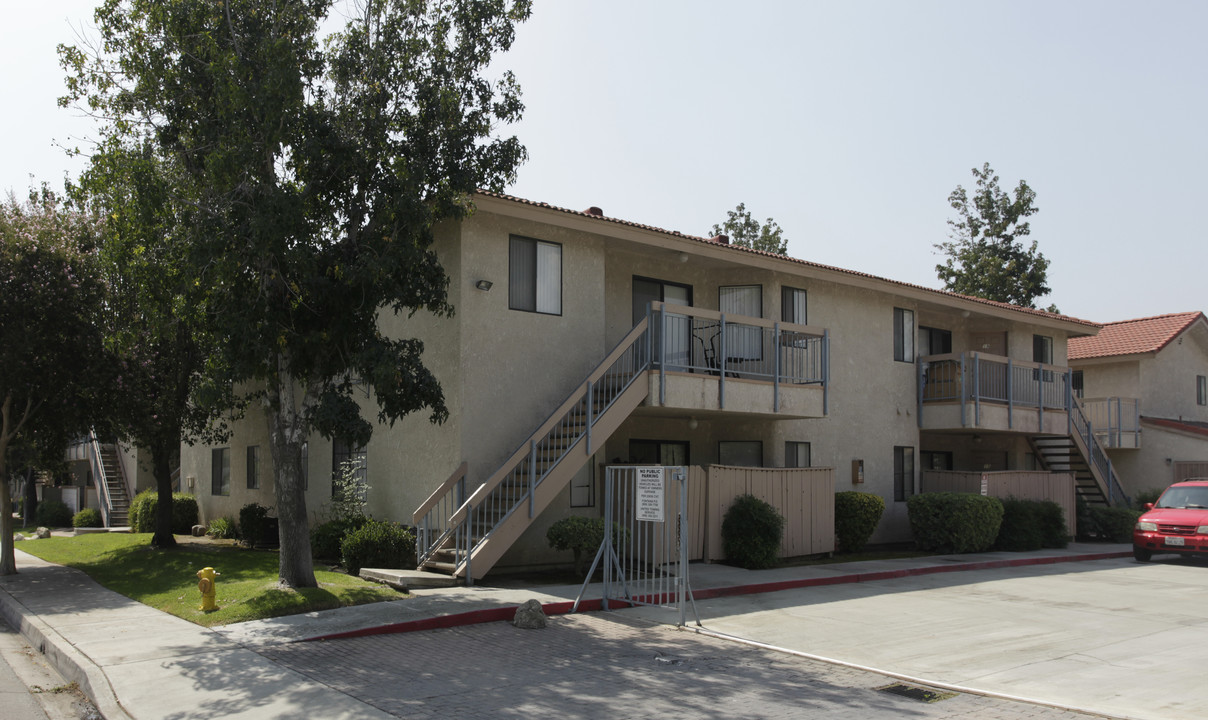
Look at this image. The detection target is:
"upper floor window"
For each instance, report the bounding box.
[781,286,807,325]
[1072,370,1085,399]
[720,285,763,361]
[211,447,231,496]
[1199,375,1207,406]
[919,326,952,356]
[509,235,562,315]
[1033,334,1053,365]
[893,308,915,362]
[246,446,261,490]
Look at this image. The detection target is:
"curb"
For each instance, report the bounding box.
[0,578,133,720]
[306,550,1132,643]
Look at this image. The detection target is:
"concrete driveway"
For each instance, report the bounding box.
[627,555,1207,720]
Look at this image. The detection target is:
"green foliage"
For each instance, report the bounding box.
[1083,506,1141,543]
[310,517,369,562]
[834,491,885,553]
[60,0,533,589]
[907,492,1004,553]
[545,516,626,575]
[34,499,74,528]
[237,503,271,549]
[129,490,199,535]
[1133,488,1165,510]
[722,494,785,569]
[935,163,1054,310]
[995,498,1068,551]
[711,202,788,254]
[340,520,417,576]
[72,508,103,528]
[206,517,238,540]
[328,461,370,523]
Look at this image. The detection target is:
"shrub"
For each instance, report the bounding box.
[129,490,200,534]
[34,499,73,528]
[311,517,368,562]
[1133,488,1164,510]
[238,503,271,549]
[834,491,885,553]
[1085,506,1141,543]
[341,520,416,576]
[994,498,1046,551]
[206,516,238,539]
[1035,500,1069,548]
[545,516,627,576]
[72,508,103,528]
[907,492,1003,553]
[721,494,785,569]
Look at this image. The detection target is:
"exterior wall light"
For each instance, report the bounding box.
[475,280,493,291]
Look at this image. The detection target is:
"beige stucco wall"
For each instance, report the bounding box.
[1110,423,1208,498]
[1138,328,1208,423]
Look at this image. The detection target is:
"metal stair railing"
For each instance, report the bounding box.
[424,317,651,579]
[413,462,468,568]
[86,431,115,527]
[1069,397,1131,506]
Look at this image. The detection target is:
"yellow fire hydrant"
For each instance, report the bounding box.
[197,567,220,612]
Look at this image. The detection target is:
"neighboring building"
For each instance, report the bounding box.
[180,192,1111,580]
[1069,312,1208,497]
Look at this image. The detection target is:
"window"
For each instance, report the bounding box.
[570,464,595,508]
[894,446,915,502]
[893,308,915,362]
[918,326,952,356]
[781,287,807,325]
[719,441,763,467]
[246,446,260,490]
[211,448,230,496]
[629,439,690,466]
[1199,375,1207,406]
[921,450,953,471]
[509,235,561,315]
[720,285,763,361]
[1072,370,1084,399]
[1033,335,1053,365]
[332,437,367,497]
[785,441,811,468]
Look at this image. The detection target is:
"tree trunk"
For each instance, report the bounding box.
[151,440,177,548]
[267,363,317,588]
[0,459,15,576]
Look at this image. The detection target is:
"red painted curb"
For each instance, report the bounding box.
[304,550,1132,643]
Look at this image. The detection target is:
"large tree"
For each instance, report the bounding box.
[61,0,531,587]
[0,188,110,575]
[711,202,788,254]
[935,162,1055,310]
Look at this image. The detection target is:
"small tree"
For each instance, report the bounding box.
[711,203,788,254]
[935,163,1056,311]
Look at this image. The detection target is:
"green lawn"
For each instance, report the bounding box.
[14,532,403,627]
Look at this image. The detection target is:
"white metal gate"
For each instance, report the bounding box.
[575,466,698,626]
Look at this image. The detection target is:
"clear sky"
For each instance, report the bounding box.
[5,1,1205,323]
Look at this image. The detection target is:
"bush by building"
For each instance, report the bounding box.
[834,491,885,553]
[340,520,416,576]
[72,507,103,528]
[129,490,200,535]
[721,494,785,569]
[907,492,1003,553]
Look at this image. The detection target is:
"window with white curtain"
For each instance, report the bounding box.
[719,285,763,362]
[509,235,562,315]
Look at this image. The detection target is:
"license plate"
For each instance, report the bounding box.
[1166,536,1186,546]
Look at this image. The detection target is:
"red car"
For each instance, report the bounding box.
[1133,480,1208,562]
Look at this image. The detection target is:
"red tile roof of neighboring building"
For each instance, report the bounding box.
[476,190,1101,329]
[1143,417,1208,438]
[1067,312,1205,360]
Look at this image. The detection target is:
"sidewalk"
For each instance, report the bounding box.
[0,544,1130,719]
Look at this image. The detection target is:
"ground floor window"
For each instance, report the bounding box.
[785,441,811,468]
[570,464,595,508]
[920,450,952,472]
[629,439,690,466]
[894,446,915,502]
[211,448,230,496]
[332,438,367,497]
[719,440,763,467]
[246,446,261,490]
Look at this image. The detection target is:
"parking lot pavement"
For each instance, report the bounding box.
[260,612,1115,720]
[624,556,1208,720]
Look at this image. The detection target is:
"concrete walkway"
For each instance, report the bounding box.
[0,544,1130,719]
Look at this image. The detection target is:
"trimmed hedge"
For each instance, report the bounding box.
[907,492,1003,553]
[72,508,103,528]
[311,517,369,562]
[1086,506,1141,543]
[722,494,785,569]
[340,520,416,576]
[129,490,200,534]
[995,498,1068,551]
[34,499,73,528]
[834,491,885,553]
[238,503,271,549]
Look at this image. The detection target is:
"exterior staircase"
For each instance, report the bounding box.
[415,317,652,582]
[1030,397,1130,507]
[88,435,132,527]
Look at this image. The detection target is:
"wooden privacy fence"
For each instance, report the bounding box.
[921,470,1076,538]
[687,465,835,562]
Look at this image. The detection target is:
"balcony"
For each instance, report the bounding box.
[646,302,828,418]
[918,352,1072,434]
[1080,397,1141,449]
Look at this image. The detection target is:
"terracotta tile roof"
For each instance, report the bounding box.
[475,190,1101,329]
[1143,417,1208,438]
[1067,312,1205,360]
